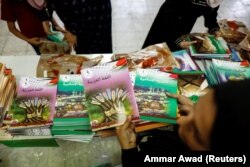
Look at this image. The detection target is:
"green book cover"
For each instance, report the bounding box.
[52,124,91,131]
[211,59,250,84]
[188,34,231,58]
[134,69,178,124]
[52,130,94,136]
[54,74,90,124]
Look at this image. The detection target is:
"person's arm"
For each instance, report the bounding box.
[42,21,52,35]
[51,17,67,33]
[116,116,139,166]
[64,31,77,48]
[7,22,42,46]
[204,6,221,37]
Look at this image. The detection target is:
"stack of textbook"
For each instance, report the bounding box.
[0,63,16,126]
[201,59,250,85]
[52,74,94,142]
[0,77,58,147]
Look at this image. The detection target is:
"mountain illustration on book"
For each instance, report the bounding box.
[81,58,139,131]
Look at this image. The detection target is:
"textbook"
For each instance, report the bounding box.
[52,74,93,142]
[134,69,178,124]
[7,77,57,129]
[0,70,16,126]
[81,58,139,131]
[54,74,89,125]
[168,50,203,75]
[211,59,250,84]
[188,33,231,59]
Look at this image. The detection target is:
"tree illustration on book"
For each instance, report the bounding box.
[81,58,139,131]
[87,88,127,126]
[9,97,51,126]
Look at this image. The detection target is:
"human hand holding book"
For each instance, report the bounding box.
[166,93,194,116]
[116,116,137,150]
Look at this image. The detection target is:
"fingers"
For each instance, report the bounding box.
[166,93,194,107]
[179,40,197,49]
[189,40,197,44]
[116,115,132,130]
[179,104,193,115]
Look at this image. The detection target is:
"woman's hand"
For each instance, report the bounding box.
[166,93,194,116]
[116,116,137,150]
[27,37,42,46]
[179,40,197,49]
[64,31,77,48]
[212,30,222,39]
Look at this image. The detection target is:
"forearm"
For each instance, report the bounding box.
[7,22,30,43]
[204,7,220,33]
[42,21,52,35]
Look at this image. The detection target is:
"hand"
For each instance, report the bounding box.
[212,30,222,39]
[179,40,197,49]
[166,93,194,116]
[55,26,67,33]
[27,37,42,46]
[64,31,77,48]
[116,116,137,150]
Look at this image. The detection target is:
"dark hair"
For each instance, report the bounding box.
[211,79,250,151]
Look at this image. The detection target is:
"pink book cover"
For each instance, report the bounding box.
[8,77,57,128]
[81,58,139,131]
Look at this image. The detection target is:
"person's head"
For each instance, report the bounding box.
[27,0,46,10]
[177,79,250,151]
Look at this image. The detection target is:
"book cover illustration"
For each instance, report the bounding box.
[36,54,103,78]
[55,74,88,119]
[134,69,178,124]
[81,58,139,131]
[8,77,57,128]
[169,50,203,74]
[188,33,231,58]
[211,59,250,83]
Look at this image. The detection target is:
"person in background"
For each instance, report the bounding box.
[142,0,222,51]
[27,0,67,36]
[1,0,47,55]
[116,79,250,166]
[40,0,112,54]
